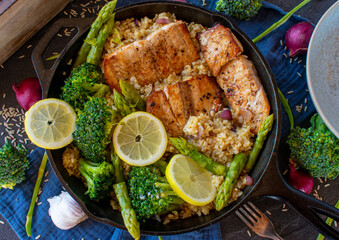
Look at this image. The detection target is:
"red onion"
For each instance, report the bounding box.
[187,126,204,140]
[245,176,254,185]
[285,21,314,57]
[219,108,232,120]
[135,19,141,27]
[288,162,314,194]
[156,18,172,24]
[238,108,253,123]
[12,77,42,111]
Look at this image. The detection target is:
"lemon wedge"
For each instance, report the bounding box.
[24,98,76,149]
[166,154,217,206]
[113,112,167,166]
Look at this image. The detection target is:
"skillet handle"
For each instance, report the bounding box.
[248,155,339,240]
[31,18,93,98]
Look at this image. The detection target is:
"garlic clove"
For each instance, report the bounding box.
[47,191,88,230]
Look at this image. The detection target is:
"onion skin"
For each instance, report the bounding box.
[12,77,42,111]
[285,21,314,57]
[288,162,314,194]
[219,108,232,120]
[156,18,172,24]
[245,176,254,185]
[135,19,141,27]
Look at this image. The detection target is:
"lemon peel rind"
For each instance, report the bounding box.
[113,112,168,167]
[24,98,76,149]
[166,154,217,206]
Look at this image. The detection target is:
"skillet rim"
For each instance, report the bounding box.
[41,0,282,235]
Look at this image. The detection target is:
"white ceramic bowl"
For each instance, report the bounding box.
[306,1,339,138]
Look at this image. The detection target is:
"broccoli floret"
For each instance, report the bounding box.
[60,63,110,112]
[127,166,184,221]
[216,0,262,20]
[287,114,339,179]
[78,158,115,201]
[73,97,116,163]
[0,141,28,189]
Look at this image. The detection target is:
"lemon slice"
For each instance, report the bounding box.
[166,154,217,206]
[25,98,76,149]
[113,112,167,166]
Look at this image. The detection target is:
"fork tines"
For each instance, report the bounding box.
[235,201,284,240]
[235,201,262,227]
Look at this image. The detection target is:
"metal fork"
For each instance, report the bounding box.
[235,202,284,240]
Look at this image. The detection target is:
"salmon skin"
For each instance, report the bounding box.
[217,55,270,134]
[198,23,243,77]
[147,75,221,137]
[104,21,200,92]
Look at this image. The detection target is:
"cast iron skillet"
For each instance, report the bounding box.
[31,1,339,239]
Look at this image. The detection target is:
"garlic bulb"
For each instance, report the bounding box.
[47,191,88,230]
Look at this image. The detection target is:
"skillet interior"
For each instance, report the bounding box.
[45,2,281,235]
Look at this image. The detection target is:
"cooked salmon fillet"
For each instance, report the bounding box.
[146,75,221,136]
[104,21,200,92]
[198,23,243,77]
[146,90,183,137]
[217,55,270,134]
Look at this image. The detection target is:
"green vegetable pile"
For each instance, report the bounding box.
[0,141,28,189]
[127,166,184,221]
[216,0,262,20]
[60,63,109,112]
[72,97,116,164]
[78,158,115,201]
[287,114,339,179]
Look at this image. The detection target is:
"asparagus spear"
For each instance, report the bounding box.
[113,89,135,117]
[215,153,247,211]
[73,0,117,68]
[26,152,48,236]
[278,89,294,130]
[111,145,140,240]
[244,114,274,172]
[153,158,168,175]
[119,80,146,111]
[169,137,227,176]
[87,13,116,65]
[113,182,140,240]
[111,146,124,184]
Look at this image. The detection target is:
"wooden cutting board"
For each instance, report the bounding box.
[0,0,72,65]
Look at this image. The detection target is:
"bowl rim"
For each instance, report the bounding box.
[306,1,339,138]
